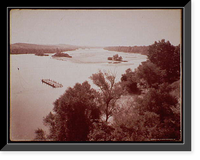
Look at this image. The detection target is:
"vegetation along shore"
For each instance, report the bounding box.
[33,39,181,142]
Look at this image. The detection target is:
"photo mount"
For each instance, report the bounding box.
[3,2,191,151]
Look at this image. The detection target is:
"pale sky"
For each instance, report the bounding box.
[10,9,181,46]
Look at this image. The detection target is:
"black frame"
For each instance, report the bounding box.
[2,2,191,151]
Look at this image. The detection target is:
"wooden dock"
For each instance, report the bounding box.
[41,79,63,88]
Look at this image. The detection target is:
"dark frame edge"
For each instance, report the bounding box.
[0,1,193,153]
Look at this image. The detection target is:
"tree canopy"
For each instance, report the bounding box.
[90,70,123,122]
[148,39,180,83]
[37,81,101,141]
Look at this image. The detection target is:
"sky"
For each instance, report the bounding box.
[10,9,181,46]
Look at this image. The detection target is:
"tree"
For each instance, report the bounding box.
[134,82,180,141]
[36,81,101,141]
[90,70,123,122]
[135,83,178,122]
[111,107,160,141]
[135,61,166,89]
[170,45,181,82]
[88,121,115,141]
[148,39,180,83]
[34,128,46,141]
[113,54,119,60]
[121,68,140,94]
[121,61,166,92]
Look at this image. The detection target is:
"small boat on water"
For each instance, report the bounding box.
[41,79,63,88]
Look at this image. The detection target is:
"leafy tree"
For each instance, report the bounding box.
[88,121,115,141]
[35,81,101,141]
[110,103,161,141]
[121,68,140,94]
[135,61,166,89]
[134,83,180,140]
[135,83,177,122]
[121,61,166,92]
[34,128,46,141]
[148,39,180,83]
[110,82,180,141]
[90,70,123,122]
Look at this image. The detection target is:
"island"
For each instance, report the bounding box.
[52,52,72,58]
[107,54,127,63]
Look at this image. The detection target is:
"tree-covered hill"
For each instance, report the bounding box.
[10,43,79,54]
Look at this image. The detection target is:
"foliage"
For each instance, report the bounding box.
[121,68,140,94]
[121,39,180,91]
[34,128,46,141]
[52,52,72,58]
[110,39,181,141]
[35,39,181,142]
[121,61,166,91]
[136,83,180,140]
[37,81,101,141]
[135,83,178,122]
[135,61,166,88]
[88,121,115,141]
[10,43,78,54]
[111,107,160,141]
[110,82,180,141]
[90,70,123,122]
[148,39,180,83]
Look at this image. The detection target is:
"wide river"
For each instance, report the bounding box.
[10,48,147,141]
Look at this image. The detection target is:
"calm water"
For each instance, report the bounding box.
[10,48,147,141]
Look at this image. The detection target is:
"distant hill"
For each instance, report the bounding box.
[10,43,79,54]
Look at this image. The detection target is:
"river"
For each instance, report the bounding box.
[10,48,147,141]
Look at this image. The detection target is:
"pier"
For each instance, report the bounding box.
[41,79,63,88]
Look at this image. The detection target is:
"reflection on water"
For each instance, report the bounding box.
[10,48,147,141]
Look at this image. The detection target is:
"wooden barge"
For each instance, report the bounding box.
[41,79,63,88]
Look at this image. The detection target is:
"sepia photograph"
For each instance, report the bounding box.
[9,8,182,142]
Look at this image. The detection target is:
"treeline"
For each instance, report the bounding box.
[34,39,181,142]
[10,43,78,54]
[104,45,149,55]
